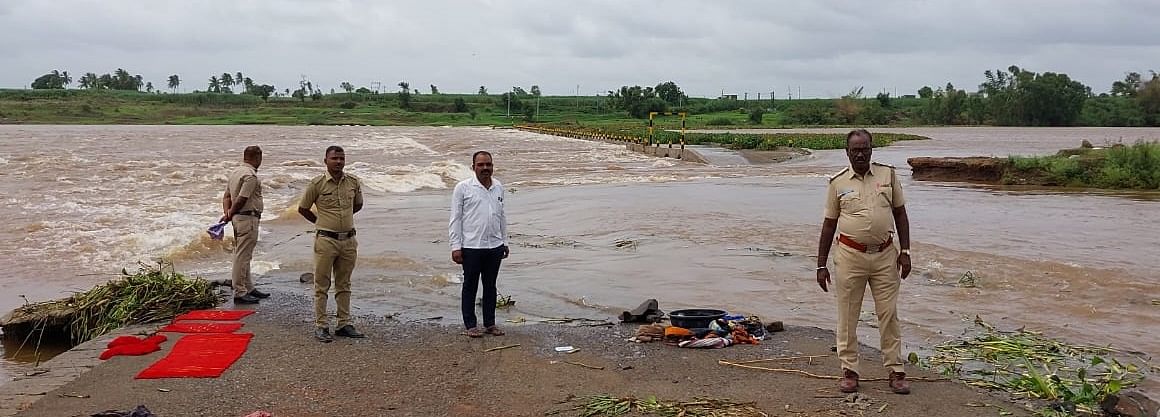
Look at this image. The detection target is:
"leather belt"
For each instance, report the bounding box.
[317,229,356,240]
[838,234,892,253]
[235,210,261,218]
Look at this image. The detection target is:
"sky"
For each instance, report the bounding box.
[3,0,1159,98]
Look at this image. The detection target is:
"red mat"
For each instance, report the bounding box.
[173,309,255,321]
[136,333,254,379]
[159,322,244,333]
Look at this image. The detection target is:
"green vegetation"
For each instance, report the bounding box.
[0,262,219,345]
[1005,141,1160,189]
[548,394,764,417]
[521,123,929,151]
[7,65,1160,128]
[922,319,1148,416]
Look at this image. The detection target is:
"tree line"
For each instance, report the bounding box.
[24,66,1160,126]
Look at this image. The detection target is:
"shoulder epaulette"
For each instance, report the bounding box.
[829,167,850,182]
[872,161,895,169]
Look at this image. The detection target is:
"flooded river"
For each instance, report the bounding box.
[1,125,1157,388]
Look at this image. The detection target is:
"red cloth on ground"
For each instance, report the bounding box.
[99,334,168,360]
[136,333,254,379]
[159,322,244,333]
[173,310,255,321]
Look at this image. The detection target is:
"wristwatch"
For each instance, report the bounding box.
[900,249,911,256]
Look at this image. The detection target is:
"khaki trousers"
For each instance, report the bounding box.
[313,235,357,328]
[230,216,259,297]
[834,243,904,375]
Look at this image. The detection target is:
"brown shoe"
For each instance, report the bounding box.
[484,325,505,336]
[839,369,859,393]
[463,327,484,338]
[889,372,911,394]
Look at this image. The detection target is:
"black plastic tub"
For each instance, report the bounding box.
[668,309,727,329]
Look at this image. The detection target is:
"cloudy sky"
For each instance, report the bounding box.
[3,0,1159,98]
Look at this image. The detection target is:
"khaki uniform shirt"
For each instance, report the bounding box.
[226,163,263,214]
[824,162,905,246]
[299,173,363,232]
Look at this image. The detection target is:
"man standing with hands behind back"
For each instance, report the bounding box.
[298,145,366,343]
[221,145,268,305]
[816,129,912,395]
[449,151,509,338]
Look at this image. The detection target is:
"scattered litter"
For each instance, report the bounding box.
[843,393,874,411]
[549,394,765,417]
[242,412,273,417]
[877,403,888,413]
[618,299,664,323]
[1151,299,1159,306]
[24,369,48,377]
[157,389,170,392]
[564,361,604,370]
[484,344,520,353]
[298,273,312,283]
[59,393,90,398]
[91,405,157,417]
[554,346,579,353]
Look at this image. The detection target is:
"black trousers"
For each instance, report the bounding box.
[461,246,505,329]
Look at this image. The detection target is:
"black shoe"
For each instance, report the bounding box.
[334,325,366,338]
[315,327,334,343]
[233,294,260,304]
[248,289,270,299]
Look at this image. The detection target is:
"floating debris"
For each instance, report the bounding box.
[613,239,638,250]
[957,270,979,288]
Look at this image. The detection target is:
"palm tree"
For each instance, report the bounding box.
[209,76,220,93]
[61,71,72,88]
[340,82,353,93]
[220,73,233,91]
[242,77,253,93]
[84,73,99,89]
[134,75,143,91]
[167,75,180,93]
[145,82,154,93]
[235,72,244,89]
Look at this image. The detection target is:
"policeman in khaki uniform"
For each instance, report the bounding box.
[816,129,913,395]
[298,145,365,343]
[221,146,269,305]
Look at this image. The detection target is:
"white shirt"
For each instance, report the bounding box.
[449,176,507,250]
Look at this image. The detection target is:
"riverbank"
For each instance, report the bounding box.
[908,141,1160,190]
[6,293,1032,417]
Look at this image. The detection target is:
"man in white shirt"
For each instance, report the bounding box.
[449,151,509,338]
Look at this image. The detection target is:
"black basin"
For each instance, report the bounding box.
[668,309,727,329]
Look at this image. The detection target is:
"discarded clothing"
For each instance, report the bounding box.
[632,324,666,342]
[619,299,664,323]
[731,327,760,345]
[242,412,274,417]
[663,326,694,340]
[678,337,732,349]
[100,335,168,360]
[91,405,157,417]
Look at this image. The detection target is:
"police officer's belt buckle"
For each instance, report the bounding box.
[866,244,882,253]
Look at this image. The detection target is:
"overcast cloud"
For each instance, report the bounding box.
[3,0,1159,98]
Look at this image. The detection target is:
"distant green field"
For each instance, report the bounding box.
[0,88,925,128]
